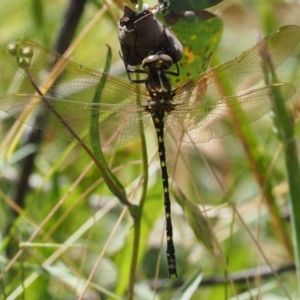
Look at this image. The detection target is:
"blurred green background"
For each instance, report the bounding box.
[0,0,300,299]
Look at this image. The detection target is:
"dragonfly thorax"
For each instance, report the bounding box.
[143,53,174,100]
[145,71,173,100]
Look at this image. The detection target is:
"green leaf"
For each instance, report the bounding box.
[174,188,215,254]
[163,11,223,87]
[162,0,222,12]
[172,271,203,300]
[30,0,44,28]
[89,45,128,204]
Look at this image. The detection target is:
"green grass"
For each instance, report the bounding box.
[0,0,300,299]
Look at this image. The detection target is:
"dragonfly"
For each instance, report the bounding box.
[0,25,300,277]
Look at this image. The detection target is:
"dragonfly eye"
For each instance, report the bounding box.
[159,54,173,70]
[17,57,31,68]
[142,53,173,71]
[142,54,159,69]
[21,46,34,58]
[7,41,18,56]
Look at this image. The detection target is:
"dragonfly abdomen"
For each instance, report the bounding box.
[152,110,177,277]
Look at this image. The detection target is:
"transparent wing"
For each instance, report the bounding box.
[1,39,151,147]
[173,25,300,101]
[0,94,150,147]
[5,39,150,103]
[166,25,300,142]
[166,83,295,142]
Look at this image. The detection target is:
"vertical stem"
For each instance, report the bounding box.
[267,64,300,295]
[127,85,147,300]
[284,139,300,293]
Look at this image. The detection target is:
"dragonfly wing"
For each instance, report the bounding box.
[0,94,150,147]
[2,40,152,148]
[173,25,300,101]
[5,39,149,103]
[96,105,151,147]
[166,83,295,143]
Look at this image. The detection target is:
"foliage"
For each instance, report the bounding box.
[0,0,300,299]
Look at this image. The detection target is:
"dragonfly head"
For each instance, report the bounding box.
[142,53,173,73]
